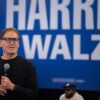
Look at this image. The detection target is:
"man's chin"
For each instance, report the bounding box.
[8,52,16,55]
[66,94,74,98]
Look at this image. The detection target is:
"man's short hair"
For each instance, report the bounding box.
[0,27,20,38]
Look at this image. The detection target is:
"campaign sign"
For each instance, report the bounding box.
[0,0,100,91]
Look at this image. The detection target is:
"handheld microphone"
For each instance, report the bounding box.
[4,63,10,76]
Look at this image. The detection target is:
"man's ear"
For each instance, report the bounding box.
[0,39,3,47]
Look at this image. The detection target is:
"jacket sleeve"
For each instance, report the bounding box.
[13,62,38,100]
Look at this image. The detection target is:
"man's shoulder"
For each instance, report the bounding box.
[17,55,33,65]
[59,93,66,100]
[75,92,84,100]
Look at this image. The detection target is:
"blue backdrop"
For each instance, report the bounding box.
[0,0,100,91]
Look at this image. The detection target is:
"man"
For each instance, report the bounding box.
[59,83,84,100]
[0,27,38,100]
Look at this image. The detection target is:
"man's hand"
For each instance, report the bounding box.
[1,76,15,91]
[0,85,7,96]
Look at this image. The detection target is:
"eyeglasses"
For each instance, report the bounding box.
[2,38,20,43]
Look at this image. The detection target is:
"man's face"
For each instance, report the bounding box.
[1,30,19,55]
[65,88,75,98]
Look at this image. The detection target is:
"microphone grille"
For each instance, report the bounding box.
[4,63,10,72]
